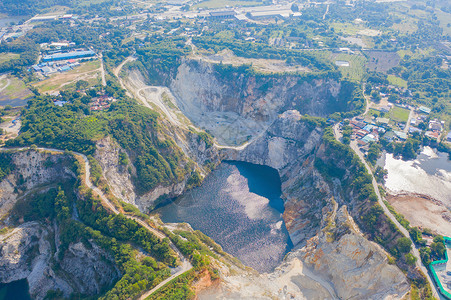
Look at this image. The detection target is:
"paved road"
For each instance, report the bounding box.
[322,4,330,20]
[99,55,107,87]
[0,146,193,299]
[346,141,440,299]
[404,108,414,134]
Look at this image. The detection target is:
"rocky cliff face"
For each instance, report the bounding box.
[202,206,409,299]
[217,109,410,298]
[0,151,120,299]
[299,206,409,299]
[94,127,220,211]
[0,150,75,219]
[169,59,347,145]
[224,110,330,246]
[0,222,119,299]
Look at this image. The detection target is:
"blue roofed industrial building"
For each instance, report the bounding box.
[42,50,96,62]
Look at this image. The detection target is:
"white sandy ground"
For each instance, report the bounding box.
[384,151,451,207]
[198,258,337,300]
[387,193,451,237]
[191,50,310,74]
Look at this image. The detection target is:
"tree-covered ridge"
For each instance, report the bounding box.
[192,36,336,72]
[134,37,191,85]
[318,127,404,259]
[8,92,191,195]
[390,56,451,115]
[0,0,132,17]
[107,100,191,194]
[9,94,105,154]
[10,173,173,300]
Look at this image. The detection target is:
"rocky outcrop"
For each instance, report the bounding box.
[0,150,120,299]
[0,222,119,299]
[202,206,409,300]
[0,150,75,219]
[216,110,410,298]
[300,206,410,299]
[94,130,220,211]
[224,110,333,246]
[169,59,347,145]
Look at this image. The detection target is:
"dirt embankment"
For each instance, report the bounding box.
[386,193,451,237]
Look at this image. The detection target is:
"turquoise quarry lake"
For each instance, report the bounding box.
[0,279,31,300]
[157,161,293,273]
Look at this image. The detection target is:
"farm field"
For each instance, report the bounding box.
[0,53,20,64]
[435,9,451,37]
[330,53,366,82]
[0,76,33,107]
[33,60,102,93]
[389,106,410,123]
[387,75,408,88]
[364,51,400,73]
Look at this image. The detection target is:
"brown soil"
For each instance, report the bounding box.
[386,193,451,237]
[193,270,220,298]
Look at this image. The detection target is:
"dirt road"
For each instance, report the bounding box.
[0,146,193,299]
[0,76,11,93]
[348,141,440,299]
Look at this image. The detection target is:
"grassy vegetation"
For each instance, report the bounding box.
[435,9,451,36]
[387,74,407,88]
[369,108,384,117]
[147,270,196,300]
[330,22,369,36]
[192,0,263,9]
[331,53,366,82]
[33,60,101,93]
[0,53,20,64]
[0,76,33,100]
[389,106,410,123]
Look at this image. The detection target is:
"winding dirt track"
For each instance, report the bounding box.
[0,146,192,299]
[333,126,440,299]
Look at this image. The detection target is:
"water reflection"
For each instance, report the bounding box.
[384,147,451,207]
[157,161,293,273]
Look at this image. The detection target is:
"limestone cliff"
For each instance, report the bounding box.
[299,206,409,299]
[0,222,119,299]
[0,150,75,219]
[0,150,120,299]
[202,206,409,299]
[119,59,409,298]
[224,110,330,246]
[168,59,356,145]
[94,126,220,211]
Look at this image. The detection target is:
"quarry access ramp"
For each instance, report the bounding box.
[0,146,193,299]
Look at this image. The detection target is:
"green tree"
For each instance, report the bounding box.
[397,237,412,253]
[405,253,417,265]
[431,236,446,259]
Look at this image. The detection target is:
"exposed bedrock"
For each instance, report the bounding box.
[0,151,120,299]
[169,59,345,145]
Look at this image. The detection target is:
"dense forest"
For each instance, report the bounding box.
[0,0,131,17]
[7,91,191,194]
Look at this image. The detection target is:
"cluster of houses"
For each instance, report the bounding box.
[347,101,450,152]
[425,119,445,140]
[349,117,387,150]
[90,94,117,111]
[32,60,81,77]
